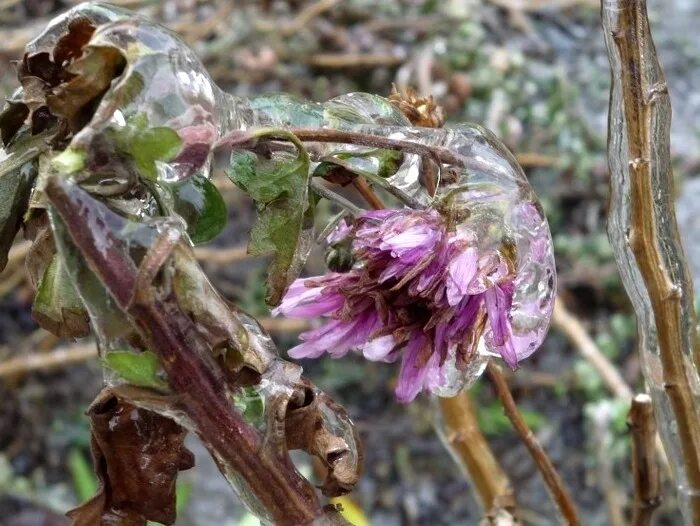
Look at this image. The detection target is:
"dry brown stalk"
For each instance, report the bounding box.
[628,394,661,526]
[486,362,580,526]
[552,299,632,400]
[0,318,310,378]
[0,342,96,378]
[602,1,700,521]
[438,393,516,513]
[194,245,250,264]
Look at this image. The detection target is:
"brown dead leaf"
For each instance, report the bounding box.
[67,389,194,526]
[47,46,125,130]
[285,379,363,497]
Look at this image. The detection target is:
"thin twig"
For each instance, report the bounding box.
[0,318,312,379]
[309,179,365,216]
[0,342,97,378]
[256,0,339,37]
[303,52,405,68]
[590,402,627,526]
[352,177,385,211]
[628,394,661,526]
[603,0,700,519]
[552,299,632,400]
[553,298,670,474]
[194,245,250,264]
[486,362,580,526]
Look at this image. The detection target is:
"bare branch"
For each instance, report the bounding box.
[486,362,580,525]
[628,394,661,526]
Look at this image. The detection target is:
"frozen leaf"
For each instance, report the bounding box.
[170,175,226,244]
[0,159,38,272]
[67,389,194,526]
[109,113,182,181]
[32,253,90,339]
[103,350,168,392]
[285,380,362,497]
[228,130,312,305]
[47,45,126,131]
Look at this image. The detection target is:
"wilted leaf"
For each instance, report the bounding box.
[285,380,362,497]
[32,253,90,338]
[67,389,194,526]
[24,212,55,289]
[0,159,38,272]
[171,175,226,244]
[103,350,168,391]
[227,130,312,305]
[47,46,125,130]
[0,102,29,146]
[52,18,97,66]
[109,114,182,181]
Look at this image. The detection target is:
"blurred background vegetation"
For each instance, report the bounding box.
[1,0,699,524]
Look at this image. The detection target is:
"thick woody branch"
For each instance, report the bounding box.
[602,1,700,521]
[628,394,661,526]
[486,362,580,526]
[46,177,346,526]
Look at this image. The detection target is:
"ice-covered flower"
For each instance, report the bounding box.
[274,207,553,402]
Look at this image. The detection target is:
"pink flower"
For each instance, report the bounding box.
[274,208,548,402]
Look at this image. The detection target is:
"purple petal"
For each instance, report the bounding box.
[362,335,397,362]
[395,333,430,403]
[446,247,478,306]
[484,284,518,368]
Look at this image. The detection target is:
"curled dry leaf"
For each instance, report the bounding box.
[285,379,363,497]
[67,388,194,526]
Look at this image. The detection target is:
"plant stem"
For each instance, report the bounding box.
[309,179,364,216]
[352,177,384,210]
[628,394,661,526]
[437,393,515,513]
[602,1,700,522]
[486,362,580,526]
[46,177,346,526]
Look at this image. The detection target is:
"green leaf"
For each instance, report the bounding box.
[32,254,90,339]
[227,129,312,305]
[103,350,168,391]
[232,386,265,425]
[110,113,182,181]
[0,158,37,272]
[171,175,227,244]
[52,148,86,175]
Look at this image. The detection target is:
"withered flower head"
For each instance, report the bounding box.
[274,208,550,403]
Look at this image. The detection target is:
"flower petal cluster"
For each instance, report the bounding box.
[274,208,537,402]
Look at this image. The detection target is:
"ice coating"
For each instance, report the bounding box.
[21,2,555,395]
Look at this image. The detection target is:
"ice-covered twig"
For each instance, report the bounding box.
[602,1,700,522]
